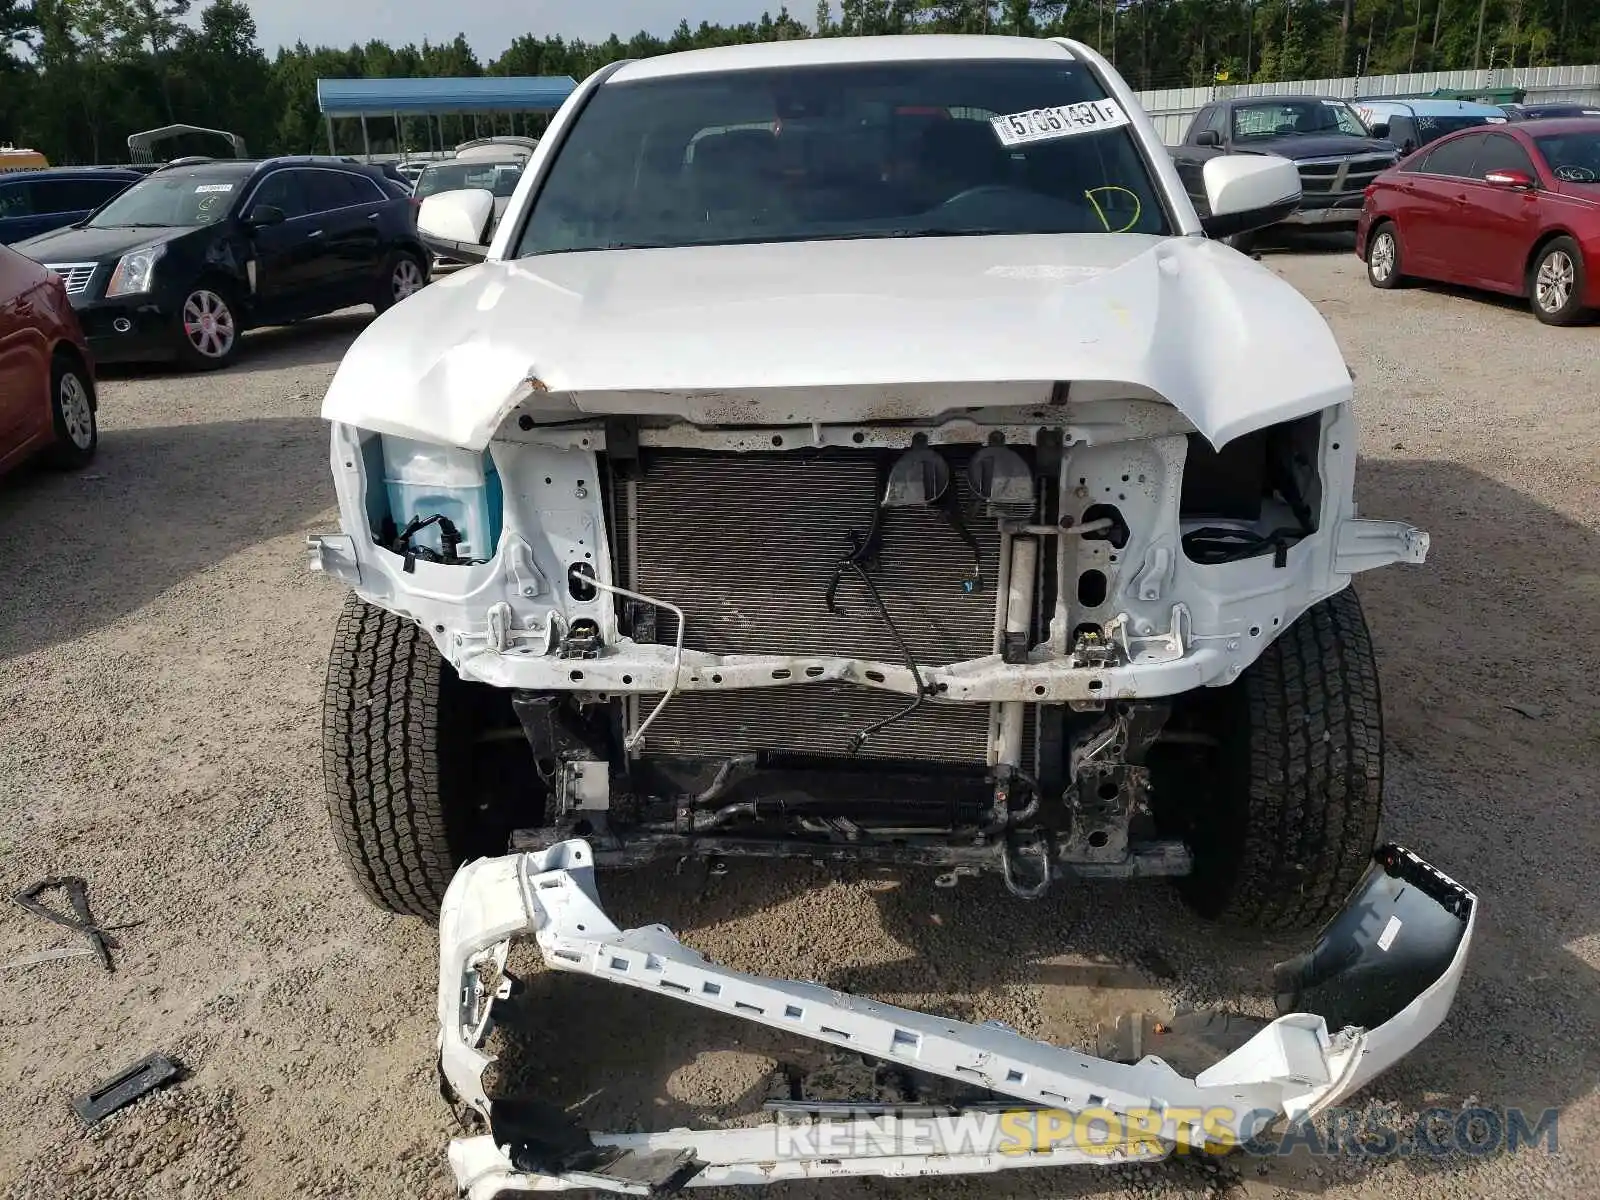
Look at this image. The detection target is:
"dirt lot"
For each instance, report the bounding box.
[1,249,1597,1200]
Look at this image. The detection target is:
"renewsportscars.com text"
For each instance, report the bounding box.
[771,1105,1559,1160]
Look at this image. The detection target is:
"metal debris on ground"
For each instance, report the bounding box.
[72,1054,184,1127]
[1,946,97,972]
[12,876,119,972]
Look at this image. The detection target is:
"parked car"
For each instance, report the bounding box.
[371,160,416,198]
[1501,102,1600,122]
[412,158,525,268]
[452,134,539,162]
[1358,118,1600,324]
[1353,98,1508,157]
[394,159,432,187]
[0,167,144,245]
[0,145,50,172]
[13,156,429,369]
[1172,94,1399,250]
[0,242,97,476]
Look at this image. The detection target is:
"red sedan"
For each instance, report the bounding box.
[0,242,97,477]
[1357,117,1600,325]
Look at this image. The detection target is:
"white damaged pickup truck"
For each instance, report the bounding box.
[309,34,1474,1195]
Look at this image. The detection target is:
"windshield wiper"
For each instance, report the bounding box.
[882,227,1022,238]
[531,228,1046,256]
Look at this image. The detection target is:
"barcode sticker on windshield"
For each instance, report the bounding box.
[991,99,1131,147]
[1377,915,1402,952]
[194,183,234,193]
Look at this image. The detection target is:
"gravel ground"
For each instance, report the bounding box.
[1,248,1596,1200]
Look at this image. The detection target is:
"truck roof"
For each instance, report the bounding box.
[1221,94,1358,107]
[610,34,1076,83]
[0,165,145,179]
[1356,98,1507,118]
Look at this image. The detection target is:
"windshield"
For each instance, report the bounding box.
[87,169,247,228]
[1529,105,1600,118]
[1417,115,1500,141]
[1232,100,1368,140]
[1533,130,1600,184]
[416,161,525,199]
[517,59,1170,256]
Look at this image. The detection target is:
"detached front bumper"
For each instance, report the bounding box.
[437,841,1475,1195]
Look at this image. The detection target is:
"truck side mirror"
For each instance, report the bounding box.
[1200,154,1301,241]
[1195,129,1223,148]
[416,189,495,265]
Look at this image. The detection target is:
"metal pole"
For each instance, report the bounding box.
[1246,0,1254,82]
[361,115,371,162]
[326,115,336,155]
[394,110,401,156]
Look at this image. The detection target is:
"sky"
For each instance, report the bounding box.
[245,0,811,58]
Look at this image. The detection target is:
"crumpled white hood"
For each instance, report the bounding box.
[323,233,1351,450]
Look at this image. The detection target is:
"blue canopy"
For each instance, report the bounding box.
[317,76,578,117]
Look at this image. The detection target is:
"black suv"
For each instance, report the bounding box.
[1171,96,1399,250]
[13,157,428,369]
[0,168,144,245]
[1500,102,1600,121]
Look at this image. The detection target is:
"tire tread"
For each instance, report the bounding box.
[321,593,457,918]
[1195,587,1385,930]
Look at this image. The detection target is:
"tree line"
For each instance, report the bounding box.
[3,0,1597,165]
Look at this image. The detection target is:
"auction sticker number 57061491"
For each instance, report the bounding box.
[991,99,1131,147]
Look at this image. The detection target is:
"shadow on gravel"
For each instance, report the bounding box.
[1250,229,1358,257]
[97,309,373,381]
[481,455,1596,1190]
[1398,278,1579,322]
[0,414,331,663]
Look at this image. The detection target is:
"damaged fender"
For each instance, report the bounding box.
[436,842,1475,1194]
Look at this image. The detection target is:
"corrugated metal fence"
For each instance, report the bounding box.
[1135,64,1600,144]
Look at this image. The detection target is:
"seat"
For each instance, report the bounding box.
[690,129,779,220]
[914,120,1010,195]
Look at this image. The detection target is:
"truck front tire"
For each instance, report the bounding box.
[1163,587,1386,931]
[322,594,517,919]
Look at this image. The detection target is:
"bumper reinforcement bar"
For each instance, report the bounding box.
[438,841,1475,1196]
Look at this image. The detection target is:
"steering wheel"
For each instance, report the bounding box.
[937,183,1029,208]
[1555,164,1597,183]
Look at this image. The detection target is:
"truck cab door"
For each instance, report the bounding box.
[1385,117,1419,158]
[1172,106,1227,206]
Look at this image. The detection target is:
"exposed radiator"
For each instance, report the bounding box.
[612,449,1036,765]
